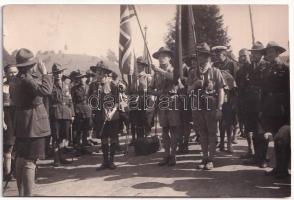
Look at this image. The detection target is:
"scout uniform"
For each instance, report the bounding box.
[260,42,290,169]
[133,56,154,141]
[177,63,193,154]
[3,64,17,181]
[151,47,181,166]
[94,64,120,170]
[10,48,53,196]
[187,43,225,170]
[49,63,74,166]
[71,71,92,154]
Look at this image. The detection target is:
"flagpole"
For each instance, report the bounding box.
[249,5,255,45]
[132,5,153,65]
[188,5,200,77]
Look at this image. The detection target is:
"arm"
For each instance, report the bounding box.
[26,74,53,97]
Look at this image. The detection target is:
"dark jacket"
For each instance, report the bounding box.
[9,73,53,138]
[50,81,74,120]
[71,83,92,119]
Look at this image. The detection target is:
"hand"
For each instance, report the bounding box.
[215,109,222,121]
[36,58,47,75]
[71,116,75,122]
[3,121,7,131]
[264,132,273,141]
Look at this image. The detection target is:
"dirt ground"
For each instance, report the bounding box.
[3,133,291,197]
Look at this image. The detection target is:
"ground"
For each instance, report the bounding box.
[3,132,291,197]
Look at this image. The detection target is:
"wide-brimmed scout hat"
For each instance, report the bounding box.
[183,43,213,61]
[51,63,67,74]
[248,41,264,51]
[69,70,86,80]
[136,56,149,67]
[86,69,96,77]
[262,41,286,55]
[152,47,173,59]
[15,48,37,67]
[211,45,228,53]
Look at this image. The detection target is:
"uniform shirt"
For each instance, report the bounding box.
[261,58,290,120]
[187,62,226,110]
[151,64,177,95]
[50,81,74,120]
[214,58,238,78]
[9,73,53,138]
[71,83,92,118]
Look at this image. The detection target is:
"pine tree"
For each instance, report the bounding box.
[165,5,230,51]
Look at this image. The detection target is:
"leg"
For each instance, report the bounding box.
[97,137,109,170]
[15,157,24,196]
[158,127,171,166]
[226,124,233,153]
[219,121,225,151]
[3,145,13,179]
[168,126,179,166]
[22,159,36,196]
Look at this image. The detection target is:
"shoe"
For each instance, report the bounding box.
[53,160,61,167]
[197,159,207,169]
[265,168,277,176]
[96,162,109,171]
[226,148,234,154]
[168,156,176,166]
[204,161,214,170]
[108,162,117,170]
[259,161,268,168]
[158,157,169,166]
[219,145,225,152]
[240,153,253,159]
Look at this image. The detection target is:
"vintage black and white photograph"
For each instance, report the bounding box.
[1,2,291,197]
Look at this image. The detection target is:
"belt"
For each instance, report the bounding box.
[52,102,67,106]
[16,103,42,110]
[267,92,286,96]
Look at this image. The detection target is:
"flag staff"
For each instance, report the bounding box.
[132,5,153,65]
[249,5,255,45]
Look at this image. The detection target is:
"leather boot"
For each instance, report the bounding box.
[109,143,117,170]
[97,144,109,170]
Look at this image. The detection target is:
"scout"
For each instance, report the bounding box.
[9,48,53,196]
[151,47,181,167]
[70,70,93,155]
[3,64,18,182]
[94,64,120,170]
[260,41,290,170]
[49,63,74,166]
[187,43,225,170]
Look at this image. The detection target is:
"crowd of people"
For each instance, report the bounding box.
[2,40,290,196]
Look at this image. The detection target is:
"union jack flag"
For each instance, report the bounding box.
[119,5,136,75]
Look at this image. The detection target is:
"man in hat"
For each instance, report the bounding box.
[9,48,53,196]
[3,64,18,182]
[212,46,238,77]
[187,43,225,170]
[131,56,154,143]
[71,70,93,155]
[151,47,181,166]
[49,63,74,166]
[91,64,120,170]
[237,42,268,168]
[259,41,290,171]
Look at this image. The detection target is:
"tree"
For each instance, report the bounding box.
[165,5,230,51]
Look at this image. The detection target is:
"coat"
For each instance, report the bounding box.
[9,73,53,138]
[49,81,74,120]
[71,83,92,119]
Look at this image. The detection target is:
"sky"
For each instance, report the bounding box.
[3,4,289,59]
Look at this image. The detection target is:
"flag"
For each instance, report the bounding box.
[119,5,136,75]
[142,26,151,74]
[174,5,197,81]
